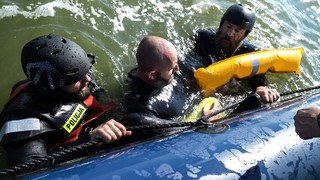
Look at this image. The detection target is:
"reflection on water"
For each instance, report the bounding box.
[0,0,319,168]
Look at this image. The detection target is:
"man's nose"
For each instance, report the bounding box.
[227,28,236,37]
[83,74,91,82]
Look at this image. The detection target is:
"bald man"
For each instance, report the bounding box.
[135,35,179,88]
[121,36,220,128]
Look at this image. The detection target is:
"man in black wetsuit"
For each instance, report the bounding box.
[122,34,270,130]
[122,36,221,126]
[194,3,280,103]
[0,34,131,167]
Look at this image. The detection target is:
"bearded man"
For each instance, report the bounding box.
[194,3,279,103]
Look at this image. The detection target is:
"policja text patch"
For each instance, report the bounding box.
[63,103,87,133]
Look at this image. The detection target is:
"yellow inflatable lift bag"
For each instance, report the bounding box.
[194,47,304,96]
[182,97,224,122]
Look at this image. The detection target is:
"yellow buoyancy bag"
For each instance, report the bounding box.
[182,97,224,122]
[194,47,304,95]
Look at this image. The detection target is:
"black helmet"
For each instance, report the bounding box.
[21,34,91,90]
[220,4,256,33]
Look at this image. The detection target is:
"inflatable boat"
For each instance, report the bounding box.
[12,89,320,179]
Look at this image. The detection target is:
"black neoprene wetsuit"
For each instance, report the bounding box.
[122,64,201,125]
[0,77,111,167]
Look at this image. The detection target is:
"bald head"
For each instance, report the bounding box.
[135,36,178,87]
[136,36,177,71]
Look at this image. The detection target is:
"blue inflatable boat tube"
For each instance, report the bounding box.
[21,92,320,179]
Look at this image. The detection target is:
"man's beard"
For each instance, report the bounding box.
[214,30,242,58]
[61,85,91,101]
[75,88,91,100]
[153,73,174,88]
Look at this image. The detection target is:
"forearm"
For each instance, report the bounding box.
[232,93,262,114]
[248,74,268,91]
[120,113,183,137]
[121,113,174,126]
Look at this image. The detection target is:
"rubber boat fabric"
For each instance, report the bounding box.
[14,91,320,179]
[2,85,320,179]
[194,47,304,95]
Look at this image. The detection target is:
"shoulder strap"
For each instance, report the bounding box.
[0,81,31,122]
[8,81,31,102]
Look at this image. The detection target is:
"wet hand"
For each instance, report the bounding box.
[202,101,221,122]
[294,106,320,139]
[255,86,280,103]
[90,119,132,143]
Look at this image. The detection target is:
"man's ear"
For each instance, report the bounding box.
[148,70,157,80]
